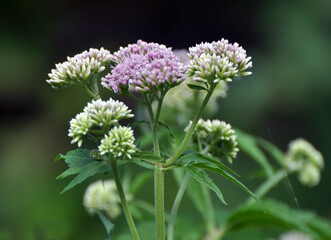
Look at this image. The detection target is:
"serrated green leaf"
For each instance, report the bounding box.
[195,163,258,203]
[130,172,153,195]
[225,199,331,240]
[61,149,95,167]
[184,165,227,205]
[61,161,109,194]
[96,210,114,234]
[176,152,239,177]
[187,83,208,91]
[173,169,208,220]
[235,129,274,179]
[57,167,81,179]
[56,149,97,179]
[131,151,164,162]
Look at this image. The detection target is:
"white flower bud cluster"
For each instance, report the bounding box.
[284,139,324,187]
[99,126,136,159]
[83,99,134,127]
[68,98,134,147]
[186,39,252,86]
[186,119,239,163]
[279,231,313,240]
[47,48,111,89]
[83,180,123,219]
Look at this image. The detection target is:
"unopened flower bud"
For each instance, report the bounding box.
[99,126,136,159]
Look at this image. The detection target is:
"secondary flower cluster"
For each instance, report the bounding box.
[186,39,252,86]
[68,99,136,159]
[284,139,324,187]
[47,48,112,89]
[99,126,136,159]
[102,40,186,94]
[186,119,239,163]
[83,180,127,219]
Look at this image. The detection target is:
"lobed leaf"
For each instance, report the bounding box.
[61,161,109,194]
[195,163,258,203]
[184,165,227,205]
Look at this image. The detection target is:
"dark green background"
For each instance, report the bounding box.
[0,0,330,239]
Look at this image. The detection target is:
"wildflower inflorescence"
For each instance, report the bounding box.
[186,39,252,87]
[99,126,136,159]
[102,40,186,94]
[47,48,112,89]
[186,119,239,163]
[284,139,324,187]
[83,180,124,219]
[68,98,133,147]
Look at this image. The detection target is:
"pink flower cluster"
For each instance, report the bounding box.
[101,40,185,93]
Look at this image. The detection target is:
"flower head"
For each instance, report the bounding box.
[284,138,324,187]
[47,48,111,89]
[83,180,123,219]
[102,40,186,94]
[186,119,239,163]
[99,126,136,159]
[68,98,133,147]
[186,39,252,86]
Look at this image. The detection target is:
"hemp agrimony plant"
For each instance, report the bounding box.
[47,40,330,240]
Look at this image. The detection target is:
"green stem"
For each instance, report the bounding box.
[110,161,140,240]
[201,184,217,237]
[167,173,191,240]
[165,84,217,166]
[84,84,99,99]
[155,168,165,240]
[247,168,294,205]
[146,93,165,240]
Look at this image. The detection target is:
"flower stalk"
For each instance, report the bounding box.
[146,93,166,240]
[110,160,140,240]
[167,173,191,240]
[165,83,217,166]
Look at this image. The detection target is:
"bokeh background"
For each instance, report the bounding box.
[1,0,330,239]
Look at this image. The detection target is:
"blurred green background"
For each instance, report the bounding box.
[0,0,330,239]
